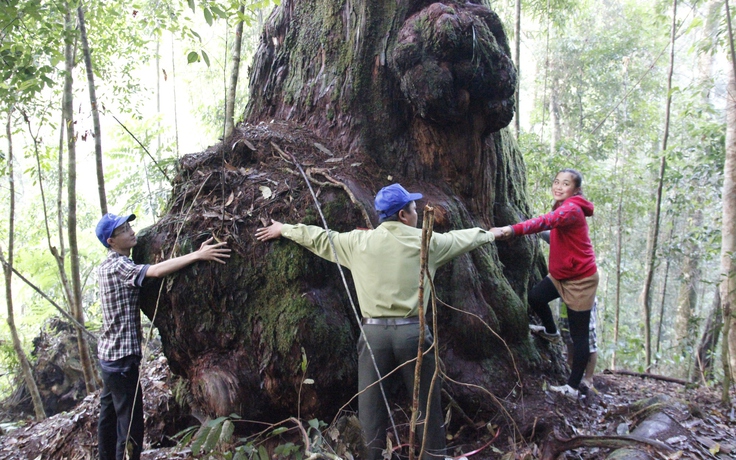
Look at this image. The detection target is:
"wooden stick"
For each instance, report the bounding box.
[604,369,691,385]
[409,205,434,460]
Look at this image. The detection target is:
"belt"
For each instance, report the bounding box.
[361,317,420,326]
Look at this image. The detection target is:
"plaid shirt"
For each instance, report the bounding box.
[97,250,149,361]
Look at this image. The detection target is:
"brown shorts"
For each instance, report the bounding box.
[549,272,599,312]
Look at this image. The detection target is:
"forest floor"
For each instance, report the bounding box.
[0,354,734,459]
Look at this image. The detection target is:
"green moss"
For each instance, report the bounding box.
[264,242,312,284]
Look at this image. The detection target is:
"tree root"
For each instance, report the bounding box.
[270,141,374,229]
[540,429,677,460]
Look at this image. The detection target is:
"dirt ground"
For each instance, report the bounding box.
[0,353,734,460]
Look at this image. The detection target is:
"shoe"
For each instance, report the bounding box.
[529,324,561,342]
[580,380,599,396]
[549,384,579,398]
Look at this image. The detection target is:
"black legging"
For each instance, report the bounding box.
[528,276,591,389]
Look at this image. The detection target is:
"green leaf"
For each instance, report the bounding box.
[203,420,224,453]
[210,5,226,18]
[204,7,213,26]
[308,419,320,430]
[191,425,211,456]
[187,51,199,64]
[201,50,210,67]
[220,420,235,444]
[187,0,196,12]
[258,445,269,460]
[270,426,288,436]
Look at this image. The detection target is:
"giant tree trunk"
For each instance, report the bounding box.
[136,0,551,426]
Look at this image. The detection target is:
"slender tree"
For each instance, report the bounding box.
[24,112,76,320]
[697,287,722,382]
[77,3,108,215]
[63,6,99,392]
[655,229,673,362]
[2,108,46,420]
[722,0,736,403]
[224,4,246,139]
[640,0,677,370]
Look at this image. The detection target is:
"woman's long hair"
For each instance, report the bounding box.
[552,168,584,210]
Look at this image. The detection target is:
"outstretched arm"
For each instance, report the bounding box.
[146,237,230,278]
[255,220,284,242]
[491,226,514,241]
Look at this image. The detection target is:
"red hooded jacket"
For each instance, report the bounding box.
[511,195,597,281]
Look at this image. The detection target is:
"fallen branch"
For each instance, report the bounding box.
[604,369,690,385]
[0,261,96,341]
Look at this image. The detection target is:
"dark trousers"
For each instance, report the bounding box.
[358,324,446,460]
[98,365,144,460]
[528,277,591,389]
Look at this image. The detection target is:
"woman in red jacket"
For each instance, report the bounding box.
[496,168,598,398]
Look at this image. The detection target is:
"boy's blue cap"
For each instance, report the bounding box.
[374,184,423,219]
[96,213,136,248]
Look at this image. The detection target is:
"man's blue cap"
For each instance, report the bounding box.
[374,184,423,219]
[96,213,136,248]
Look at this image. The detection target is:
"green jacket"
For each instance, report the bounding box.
[281,221,495,318]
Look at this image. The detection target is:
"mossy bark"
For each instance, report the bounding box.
[135,0,560,427]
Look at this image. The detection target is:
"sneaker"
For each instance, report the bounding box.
[549,384,579,398]
[529,324,561,342]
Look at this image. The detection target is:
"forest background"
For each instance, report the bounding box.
[0,0,733,417]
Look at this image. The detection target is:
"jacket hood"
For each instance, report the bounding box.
[565,195,594,217]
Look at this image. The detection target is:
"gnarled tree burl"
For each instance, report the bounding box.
[135,0,558,431]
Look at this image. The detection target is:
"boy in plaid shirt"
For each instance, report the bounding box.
[95,213,230,460]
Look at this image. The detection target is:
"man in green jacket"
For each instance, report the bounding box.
[256,183,501,459]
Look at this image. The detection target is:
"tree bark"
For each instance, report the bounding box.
[2,108,46,420]
[696,287,721,382]
[640,0,677,370]
[548,74,560,155]
[224,5,246,140]
[136,0,552,428]
[674,218,700,377]
[514,0,521,139]
[722,0,736,404]
[655,239,671,360]
[63,7,99,393]
[77,4,107,215]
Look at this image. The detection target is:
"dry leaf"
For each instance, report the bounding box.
[225,192,234,206]
[314,142,334,156]
[260,186,273,200]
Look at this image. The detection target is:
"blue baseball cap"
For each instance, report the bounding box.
[96,213,136,247]
[374,184,423,219]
